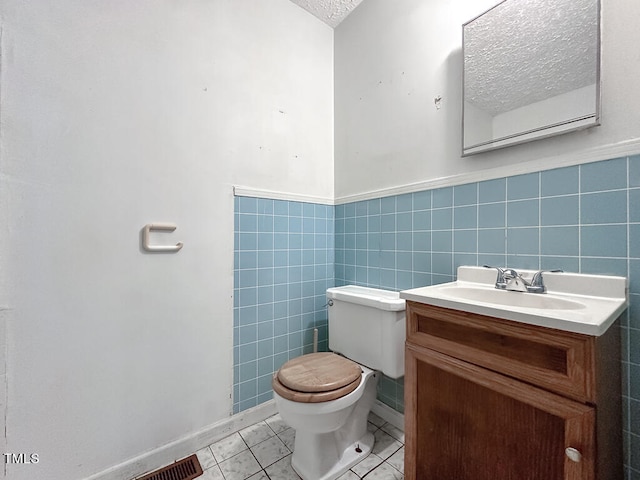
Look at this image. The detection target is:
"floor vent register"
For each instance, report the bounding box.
[135,454,203,480]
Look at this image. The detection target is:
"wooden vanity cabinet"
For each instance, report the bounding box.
[404,301,622,480]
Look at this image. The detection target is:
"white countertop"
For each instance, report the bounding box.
[400,266,628,336]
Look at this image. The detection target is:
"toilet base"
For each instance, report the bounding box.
[291,431,375,480]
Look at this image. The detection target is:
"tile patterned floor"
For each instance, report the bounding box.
[192,412,404,479]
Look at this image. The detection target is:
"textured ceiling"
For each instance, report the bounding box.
[289,0,365,28]
[464,0,598,115]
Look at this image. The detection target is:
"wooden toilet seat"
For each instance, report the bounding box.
[272,352,362,403]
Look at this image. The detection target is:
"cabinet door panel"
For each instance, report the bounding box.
[405,345,595,480]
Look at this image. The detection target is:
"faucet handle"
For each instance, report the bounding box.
[483,265,508,289]
[483,265,503,272]
[529,269,563,293]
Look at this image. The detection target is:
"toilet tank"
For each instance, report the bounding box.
[326,285,406,379]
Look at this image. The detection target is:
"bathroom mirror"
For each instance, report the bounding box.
[462,0,601,156]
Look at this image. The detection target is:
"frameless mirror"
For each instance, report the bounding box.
[462,0,601,156]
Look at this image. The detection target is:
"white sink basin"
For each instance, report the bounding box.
[436,286,587,311]
[400,266,628,336]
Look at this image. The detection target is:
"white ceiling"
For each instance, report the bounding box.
[289,0,365,28]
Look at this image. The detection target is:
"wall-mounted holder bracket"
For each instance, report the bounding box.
[142,223,183,253]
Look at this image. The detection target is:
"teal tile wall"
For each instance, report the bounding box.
[233,154,640,476]
[334,155,640,477]
[233,196,334,413]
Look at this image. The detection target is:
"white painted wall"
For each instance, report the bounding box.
[0,1,332,479]
[334,0,640,199]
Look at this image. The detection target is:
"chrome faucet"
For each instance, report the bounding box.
[483,266,563,294]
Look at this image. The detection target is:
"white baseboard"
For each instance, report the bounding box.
[371,399,405,432]
[84,401,277,480]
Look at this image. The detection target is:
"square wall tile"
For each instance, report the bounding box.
[454,229,478,253]
[413,190,431,210]
[541,196,579,226]
[397,193,413,212]
[506,254,540,270]
[478,228,506,254]
[479,178,506,203]
[507,173,539,200]
[581,157,627,193]
[630,155,640,187]
[631,224,640,259]
[581,257,628,277]
[432,253,453,275]
[478,202,505,228]
[433,187,453,208]
[432,231,453,252]
[540,256,579,273]
[413,231,431,252]
[454,205,477,229]
[413,210,430,231]
[631,259,640,295]
[507,199,539,227]
[432,208,452,230]
[454,183,478,206]
[581,225,627,258]
[630,189,640,223]
[381,196,396,214]
[541,166,579,197]
[541,226,579,256]
[581,191,627,224]
[506,227,539,255]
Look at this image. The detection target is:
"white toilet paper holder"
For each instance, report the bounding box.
[142,223,183,253]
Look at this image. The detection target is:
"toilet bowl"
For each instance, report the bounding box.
[272,286,406,480]
[273,353,378,480]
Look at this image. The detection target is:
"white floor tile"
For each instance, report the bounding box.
[363,462,404,479]
[278,427,296,452]
[200,465,225,480]
[265,413,289,434]
[351,453,383,477]
[387,446,405,474]
[218,450,262,480]
[196,446,216,470]
[367,421,379,433]
[264,454,302,480]
[367,412,385,427]
[209,432,248,463]
[336,470,360,479]
[239,421,276,447]
[251,435,290,469]
[246,471,270,480]
[372,428,403,460]
[381,423,405,443]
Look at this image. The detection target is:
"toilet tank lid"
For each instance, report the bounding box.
[327,285,406,312]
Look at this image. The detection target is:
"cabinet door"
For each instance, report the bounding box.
[405,344,595,480]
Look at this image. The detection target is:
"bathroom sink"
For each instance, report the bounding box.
[436,286,587,311]
[400,266,628,336]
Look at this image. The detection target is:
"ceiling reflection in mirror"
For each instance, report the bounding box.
[462,0,600,156]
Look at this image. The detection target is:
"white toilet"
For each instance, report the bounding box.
[272,285,406,480]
